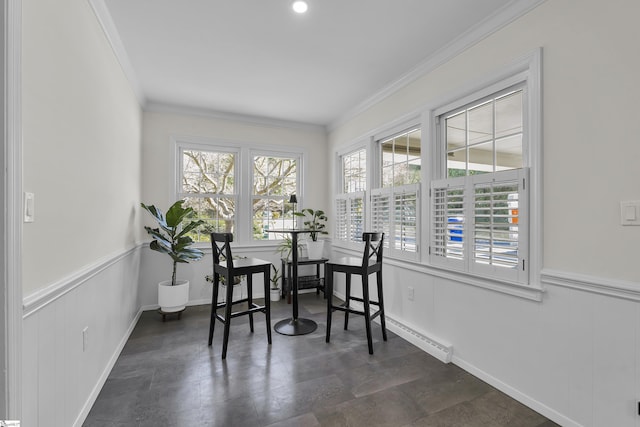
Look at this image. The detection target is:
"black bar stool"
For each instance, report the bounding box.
[325,232,387,354]
[208,233,272,359]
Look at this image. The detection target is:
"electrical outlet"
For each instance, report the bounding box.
[82,327,89,352]
[408,286,415,301]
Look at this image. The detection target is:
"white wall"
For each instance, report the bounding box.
[328,1,640,426]
[141,110,327,210]
[21,0,143,425]
[21,0,143,296]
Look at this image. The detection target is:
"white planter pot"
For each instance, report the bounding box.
[306,240,325,259]
[270,288,281,302]
[158,280,189,312]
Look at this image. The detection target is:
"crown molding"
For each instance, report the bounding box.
[87,0,145,105]
[329,0,547,132]
[144,101,327,133]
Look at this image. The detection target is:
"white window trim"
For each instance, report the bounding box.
[248,148,303,243]
[172,136,306,247]
[333,141,370,250]
[372,122,423,262]
[427,48,542,295]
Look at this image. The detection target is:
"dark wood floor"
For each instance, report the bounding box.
[84,293,558,427]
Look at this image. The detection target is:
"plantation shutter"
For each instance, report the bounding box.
[430,169,528,282]
[335,198,348,241]
[430,176,465,269]
[335,192,366,244]
[372,184,419,256]
[393,184,419,252]
[371,189,391,248]
[470,169,528,283]
[349,194,365,242]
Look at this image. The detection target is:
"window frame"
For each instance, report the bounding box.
[249,149,302,242]
[427,49,542,295]
[334,144,369,250]
[173,137,305,247]
[372,124,423,262]
[331,49,542,300]
[176,142,240,242]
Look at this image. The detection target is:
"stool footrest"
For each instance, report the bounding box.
[214,303,267,323]
[331,304,381,320]
[347,296,381,307]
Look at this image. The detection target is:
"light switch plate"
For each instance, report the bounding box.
[24,192,35,223]
[620,200,640,226]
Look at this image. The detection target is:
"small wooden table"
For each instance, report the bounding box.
[281,257,328,303]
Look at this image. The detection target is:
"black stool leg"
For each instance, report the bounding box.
[247,274,254,333]
[325,265,333,343]
[362,273,373,355]
[344,273,351,330]
[264,266,272,345]
[221,272,234,359]
[208,274,220,346]
[377,270,387,341]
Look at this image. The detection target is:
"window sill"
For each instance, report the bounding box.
[332,244,544,302]
[418,262,544,302]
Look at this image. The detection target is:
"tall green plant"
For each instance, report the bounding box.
[141,200,205,286]
[294,208,328,241]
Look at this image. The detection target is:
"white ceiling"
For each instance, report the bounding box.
[96,0,535,128]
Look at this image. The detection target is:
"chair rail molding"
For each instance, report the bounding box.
[22,245,143,318]
[541,269,640,302]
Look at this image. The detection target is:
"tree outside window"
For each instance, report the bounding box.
[178,147,299,243]
[252,155,298,240]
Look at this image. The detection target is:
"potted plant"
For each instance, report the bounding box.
[141,200,205,313]
[270,265,282,302]
[276,235,302,260]
[294,208,328,259]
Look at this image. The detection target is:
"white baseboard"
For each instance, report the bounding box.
[331,290,453,363]
[452,356,582,427]
[73,308,143,427]
[384,317,453,363]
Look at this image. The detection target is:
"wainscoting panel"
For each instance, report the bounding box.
[22,246,142,427]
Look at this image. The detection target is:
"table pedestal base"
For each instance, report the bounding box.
[274,318,317,336]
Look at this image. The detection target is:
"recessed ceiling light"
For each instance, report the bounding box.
[292,1,308,14]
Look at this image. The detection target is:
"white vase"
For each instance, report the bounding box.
[306,239,325,259]
[158,280,189,312]
[270,288,281,302]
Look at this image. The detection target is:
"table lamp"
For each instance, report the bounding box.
[289,194,298,228]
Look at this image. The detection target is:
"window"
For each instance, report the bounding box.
[431,85,529,284]
[335,148,366,244]
[252,155,298,240]
[371,128,421,257]
[445,88,523,176]
[179,148,238,242]
[176,140,302,245]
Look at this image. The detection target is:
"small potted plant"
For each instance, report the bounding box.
[270,265,282,302]
[294,208,328,259]
[141,200,205,313]
[276,235,302,261]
